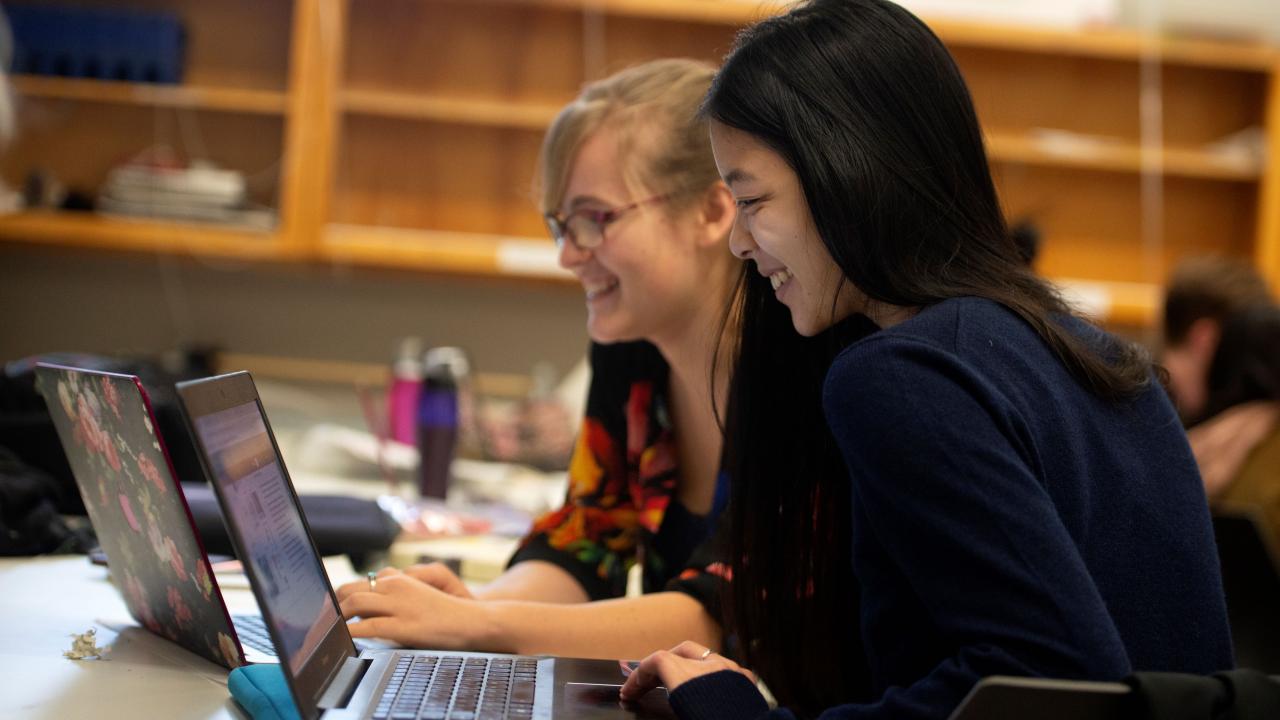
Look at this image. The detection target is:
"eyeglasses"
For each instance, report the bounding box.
[544,194,670,251]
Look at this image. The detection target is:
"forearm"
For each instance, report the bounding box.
[474,560,590,604]
[482,591,721,660]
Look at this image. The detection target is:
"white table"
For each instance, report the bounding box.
[0,541,524,720]
[0,556,248,719]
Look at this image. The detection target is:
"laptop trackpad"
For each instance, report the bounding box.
[563,683,677,719]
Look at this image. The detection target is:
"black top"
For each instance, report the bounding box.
[509,341,729,623]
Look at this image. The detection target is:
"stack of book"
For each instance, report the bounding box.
[99,160,273,228]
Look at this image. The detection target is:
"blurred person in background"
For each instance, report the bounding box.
[1162,256,1272,422]
[1189,306,1280,540]
[335,59,744,662]
[1162,257,1278,513]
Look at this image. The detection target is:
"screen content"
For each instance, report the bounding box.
[194,401,339,675]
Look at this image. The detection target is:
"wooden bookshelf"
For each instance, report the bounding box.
[2,0,1277,327]
[464,0,1280,69]
[0,0,294,261]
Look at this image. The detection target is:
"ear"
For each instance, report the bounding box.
[695,181,737,249]
[1185,317,1221,365]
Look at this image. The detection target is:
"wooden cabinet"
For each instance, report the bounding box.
[2,0,1277,327]
[935,19,1280,325]
[0,0,295,257]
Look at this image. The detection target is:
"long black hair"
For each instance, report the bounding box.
[705,0,1154,713]
[714,267,877,716]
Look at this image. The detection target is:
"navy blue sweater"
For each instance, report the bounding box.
[670,298,1233,720]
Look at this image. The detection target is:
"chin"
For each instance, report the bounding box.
[586,320,636,345]
[789,310,825,338]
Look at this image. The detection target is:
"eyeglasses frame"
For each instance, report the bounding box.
[544,193,671,251]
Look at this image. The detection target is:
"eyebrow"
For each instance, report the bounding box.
[566,194,616,211]
[722,169,756,188]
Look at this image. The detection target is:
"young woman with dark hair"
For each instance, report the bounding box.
[620,1,1233,718]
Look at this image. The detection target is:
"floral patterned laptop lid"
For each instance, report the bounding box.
[35,363,244,669]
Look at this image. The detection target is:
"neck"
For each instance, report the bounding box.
[867,301,917,330]
[649,267,738,413]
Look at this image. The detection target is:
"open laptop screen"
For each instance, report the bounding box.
[191,399,340,675]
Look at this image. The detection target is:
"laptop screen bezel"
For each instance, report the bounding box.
[176,371,357,720]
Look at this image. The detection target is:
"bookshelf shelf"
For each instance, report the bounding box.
[985,131,1262,181]
[0,210,283,259]
[12,75,289,115]
[323,224,572,282]
[341,90,561,130]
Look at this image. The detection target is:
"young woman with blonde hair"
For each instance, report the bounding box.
[336,58,743,662]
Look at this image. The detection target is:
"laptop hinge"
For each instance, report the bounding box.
[317,657,373,711]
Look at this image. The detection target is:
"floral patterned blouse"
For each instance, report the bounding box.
[509,341,730,621]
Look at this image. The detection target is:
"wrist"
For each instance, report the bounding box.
[474,601,518,653]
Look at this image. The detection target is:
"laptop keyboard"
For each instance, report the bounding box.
[231,614,278,658]
[373,655,538,720]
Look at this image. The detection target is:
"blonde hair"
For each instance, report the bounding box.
[537,58,721,216]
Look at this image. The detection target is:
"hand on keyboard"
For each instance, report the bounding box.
[336,572,502,652]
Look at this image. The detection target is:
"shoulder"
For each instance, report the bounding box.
[825,298,981,396]
[823,298,1051,433]
[828,297,1107,393]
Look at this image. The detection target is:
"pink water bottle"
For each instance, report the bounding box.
[387,337,423,445]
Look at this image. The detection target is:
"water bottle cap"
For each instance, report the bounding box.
[393,337,424,377]
[423,346,470,379]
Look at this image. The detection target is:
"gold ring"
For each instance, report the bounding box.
[699,648,712,660]
[367,571,378,591]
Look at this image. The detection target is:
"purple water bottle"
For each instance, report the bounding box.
[416,347,466,499]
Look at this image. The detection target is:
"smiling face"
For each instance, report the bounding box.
[710,121,865,337]
[556,125,714,345]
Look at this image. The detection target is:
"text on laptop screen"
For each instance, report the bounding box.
[193,401,340,675]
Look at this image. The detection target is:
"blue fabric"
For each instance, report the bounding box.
[228,664,302,720]
[677,298,1234,720]
[670,670,769,720]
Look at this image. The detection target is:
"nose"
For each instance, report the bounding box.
[728,218,755,260]
[557,237,592,270]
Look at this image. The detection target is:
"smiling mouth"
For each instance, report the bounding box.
[584,278,619,300]
[768,268,794,291]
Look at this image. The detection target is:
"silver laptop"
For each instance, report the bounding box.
[177,371,676,720]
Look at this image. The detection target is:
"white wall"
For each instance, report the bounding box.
[1119,0,1280,43]
[0,244,589,379]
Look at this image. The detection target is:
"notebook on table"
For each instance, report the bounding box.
[35,363,278,668]
[177,370,676,720]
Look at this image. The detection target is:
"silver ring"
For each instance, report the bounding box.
[367,571,378,591]
[698,648,712,660]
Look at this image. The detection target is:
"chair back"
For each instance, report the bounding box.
[948,676,1131,720]
[1212,508,1280,673]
